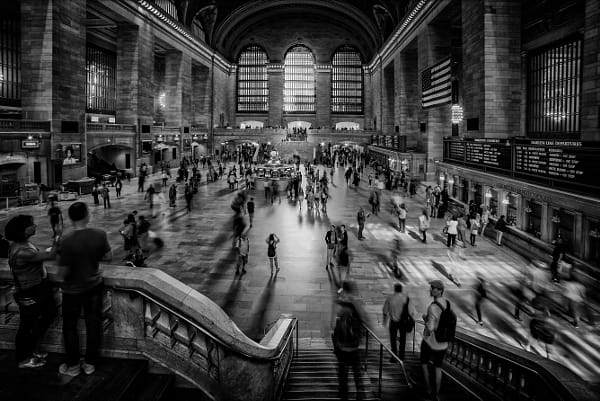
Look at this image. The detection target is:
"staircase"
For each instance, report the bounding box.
[282,347,377,401]
[282,341,482,401]
[0,350,207,401]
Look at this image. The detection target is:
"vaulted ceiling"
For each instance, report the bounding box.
[175,0,415,61]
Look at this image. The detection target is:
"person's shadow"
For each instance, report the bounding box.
[246,274,278,341]
[430,259,461,287]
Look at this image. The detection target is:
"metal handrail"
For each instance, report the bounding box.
[361,323,413,398]
[118,286,297,361]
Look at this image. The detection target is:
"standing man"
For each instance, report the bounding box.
[47,199,63,238]
[357,207,369,240]
[383,283,416,361]
[100,184,111,209]
[550,233,566,282]
[145,183,156,215]
[184,183,193,213]
[57,202,112,377]
[421,280,451,401]
[325,225,338,269]
[247,197,255,227]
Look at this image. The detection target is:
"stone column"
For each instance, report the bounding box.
[116,23,154,126]
[396,49,419,148]
[164,50,192,127]
[462,0,521,138]
[418,24,451,180]
[581,0,600,140]
[267,64,283,127]
[21,0,86,131]
[192,63,211,128]
[382,63,395,135]
[315,65,331,129]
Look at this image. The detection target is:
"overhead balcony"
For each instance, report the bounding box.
[0,119,51,133]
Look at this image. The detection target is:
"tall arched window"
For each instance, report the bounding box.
[237,45,269,112]
[331,46,363,113]
[284,45,315,113]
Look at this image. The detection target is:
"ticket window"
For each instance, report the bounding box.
[506,194,518,226]
[474,184,483,210]
[552,209,574,253]
[526,201,542,238]
[488,189,499,217]
[586,219,600,267]
[461,178,469,204]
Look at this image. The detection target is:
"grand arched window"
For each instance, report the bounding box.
[237,45,269,112]
[284,45,315,113]
[331,46,363,113]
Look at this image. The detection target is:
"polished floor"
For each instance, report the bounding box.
[1,164,599,383]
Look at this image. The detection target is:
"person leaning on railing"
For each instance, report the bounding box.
[5,214,59,369]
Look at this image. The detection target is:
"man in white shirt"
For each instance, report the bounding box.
[421,280,449,401]
[383,283,416,361]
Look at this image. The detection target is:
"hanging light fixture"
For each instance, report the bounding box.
[485,188,493,198]
[502,193,510,205]
[448,177,455,185]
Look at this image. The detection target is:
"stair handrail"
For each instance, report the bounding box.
[412,320,596,401]
[0,263,298,401]
[361,322,413,397]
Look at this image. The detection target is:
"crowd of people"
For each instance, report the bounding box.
[2,146,597,401]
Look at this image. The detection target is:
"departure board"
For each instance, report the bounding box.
[464,139,512,170]
[514,139,599,187]
[447,141,465,162]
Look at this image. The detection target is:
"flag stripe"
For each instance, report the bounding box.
[422,58,452,108]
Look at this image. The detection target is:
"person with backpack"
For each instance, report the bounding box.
[266,233,280,275]
[383,283,416,362]
[332,280,369,401]
[421,280,456,401]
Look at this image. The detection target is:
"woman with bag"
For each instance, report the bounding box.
[5,215,59,368]
[469,214,480,246]
[418,209,430,243]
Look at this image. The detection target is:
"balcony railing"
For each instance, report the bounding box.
[0,263,297,401]
[86,123,136,132]
[0,119,51,132]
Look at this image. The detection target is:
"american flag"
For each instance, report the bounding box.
[421,58,452,108]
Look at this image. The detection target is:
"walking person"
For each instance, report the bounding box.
[397,203,407,233]
[421,280,452,401]
[236,233,250,275]
[57,202,112,376]
[115,178,123,198]
[184,183,193,213]
[91,184,100,206]
[247,197,255,227]
[101,184,111,209]
[495,215,508,246]
[325,225,338,269]
[469,214,480,246]
[266,233,280,275]
[383,283,416,362]
[418,209,430,243]
[321,188,329,213]
[47,199,63,238]
[168,183,177,207]
[145,183,156,214]
[446,215,458,247]
[563,272,585,328]
[332,280,369,401]
[5,215,59,368]
[357,207,370,240]
[479,206,490,237]
[474,275,487,326]
[298,186,304,212]
[550,233,566,282]
[457,215,468,247]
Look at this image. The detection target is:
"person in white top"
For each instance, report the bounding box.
[446,215,458,247]
[418,209,430,243]
[563,273,585,328]
[421,280,449,401]
[397,203,407,233]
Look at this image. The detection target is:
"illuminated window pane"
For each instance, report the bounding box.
[86,45,116,114]
[0,14,20,106]
[284,45,315,113]
[527,38,581,136]
[331,46,363,113]
[237,45,269,113]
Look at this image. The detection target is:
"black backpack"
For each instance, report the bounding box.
[433,300,457,342]
[333,301,361,351]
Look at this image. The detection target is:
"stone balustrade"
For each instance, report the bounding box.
[0,263,297,401]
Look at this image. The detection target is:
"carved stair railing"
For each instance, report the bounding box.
[0,263,298,401]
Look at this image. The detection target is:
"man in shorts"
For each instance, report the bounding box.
[421,280,449,401]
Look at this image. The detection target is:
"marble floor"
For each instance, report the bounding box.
[1,164,599,383]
